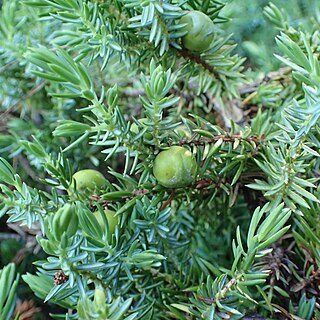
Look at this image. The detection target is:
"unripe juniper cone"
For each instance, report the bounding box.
[180,10,215,52]
[70,169,107,193]
[153,146,197,188]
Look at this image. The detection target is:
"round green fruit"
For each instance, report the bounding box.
[130,118,153,141]
[153,146,197,188]
[180,10,214,52]
[71,169,107,193]
[93,209,119,240]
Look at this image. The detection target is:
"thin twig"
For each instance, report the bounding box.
[240,91,257,108]
[160,190,175,210]
[239,67,291,95]
[179,134,264,147]
[0,60,19,74]
[0,233,23,241]
[14,154,37,180]
[1,80,48,117]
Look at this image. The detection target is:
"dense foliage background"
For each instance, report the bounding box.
[0,0,319,319]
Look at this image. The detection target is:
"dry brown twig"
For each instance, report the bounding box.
[14,299,41,320]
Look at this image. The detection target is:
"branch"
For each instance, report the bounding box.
[173,47,219,78]
[197,275,242,304]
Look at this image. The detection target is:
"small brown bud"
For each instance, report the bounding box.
[54,270,69,285]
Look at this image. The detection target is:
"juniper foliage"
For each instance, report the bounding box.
[0,0,319,319]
